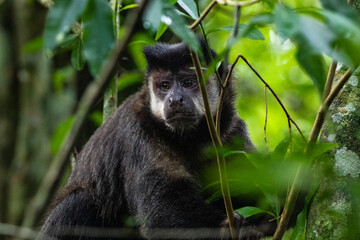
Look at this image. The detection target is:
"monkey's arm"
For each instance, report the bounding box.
[38,189,106,240]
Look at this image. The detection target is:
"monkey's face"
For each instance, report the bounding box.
[148,68,219,132]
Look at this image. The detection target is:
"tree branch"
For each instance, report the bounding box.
[322,60,337,102]
[190,51,237,240]
[189,0,217,30]
[272,68,353,240]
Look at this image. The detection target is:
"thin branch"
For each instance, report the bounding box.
[272,68,353,240]
[189,0,217,30]
[288,118,292,153]
[237,54,306,142]
[264,86,268,143]
[190,51,237,240]
[322,60,337,102]
[215,54,242,135]
[21,0,150,228]
[307,68,352,149]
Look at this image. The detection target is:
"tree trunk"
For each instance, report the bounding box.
[306,66,360,239]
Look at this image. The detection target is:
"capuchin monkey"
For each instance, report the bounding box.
[38,40,263,240]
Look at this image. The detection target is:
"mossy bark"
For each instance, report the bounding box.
[306,66,360,240]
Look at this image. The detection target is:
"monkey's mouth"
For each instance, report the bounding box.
[166,112,197,123]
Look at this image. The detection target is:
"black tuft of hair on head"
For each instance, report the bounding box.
[143,37,225,76]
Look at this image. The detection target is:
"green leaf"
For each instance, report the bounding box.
[71,37,85,71]
[120,3,139,12]
[82,0,115,76]
[51,117,75,154]
[224,150,246,158]
[308,142,337,160]
[163,5,199,51]
[89,111,103,126]
[23,37,44,53]
[44,0,88,51]
[177,0,199,19]
[143,0,163,31]
[296,45,326,95]
[320,0,358,21]
[217,25,265,40]
[155,22,168,40]
[235,206,276,218]
[117,72,144,91]
[321,10,360,68]
[58,33,79,50]
[272,138,290,161]
[274,4,300,39]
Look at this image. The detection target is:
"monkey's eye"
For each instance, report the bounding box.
[182,79,197,88]
[160,81,171,90]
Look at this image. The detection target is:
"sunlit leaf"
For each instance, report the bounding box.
[120,3,139,12]
[155,22,168,40]
[117,72,143,92]
[177,0,199,19]
[23,37,44,53]
[51,117,75,154]
[83,0,115,76]
[236,206,276,218]
[44,0,88,51]
[89,111,103,126]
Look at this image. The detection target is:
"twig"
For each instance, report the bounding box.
[215,54,242,135]
[272,68,353,240]
[189,0,217,30]
[237,54,306,142]
[190,51,237,240]
[21,0,150,228]
[264,86,268,143]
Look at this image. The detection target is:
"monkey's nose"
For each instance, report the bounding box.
[169,96,184,107]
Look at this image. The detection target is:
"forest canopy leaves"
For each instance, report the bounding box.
[44,0,115,76]
[82,0,115,76]
[144,0,199,50]
[273,3,360,96]
[44,0,88,52]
